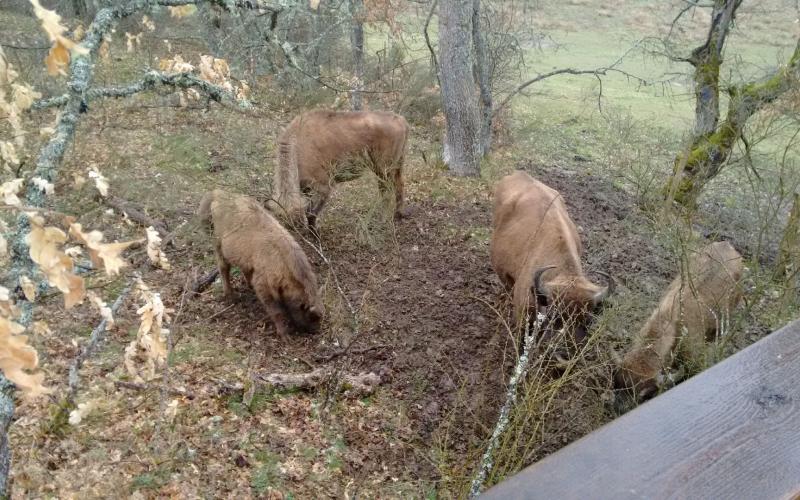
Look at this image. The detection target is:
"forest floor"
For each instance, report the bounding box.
[10,88,693,498]
[4,1,796,497]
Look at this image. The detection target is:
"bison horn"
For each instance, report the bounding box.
[592,271,616,306]
[532,266,557,298]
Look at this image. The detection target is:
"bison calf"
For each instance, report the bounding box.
[615,241,743,400]
[199,189,323,336]
[490,170,613,346]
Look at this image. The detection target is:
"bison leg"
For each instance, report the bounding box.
[377,166,407,219]
[391,166,406,219]
[262,299,292,338]
[306,185,331,231]
[214,241,235,300]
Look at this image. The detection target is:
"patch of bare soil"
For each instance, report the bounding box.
[180,159,680,491]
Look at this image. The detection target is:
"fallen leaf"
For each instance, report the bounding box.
[0,178,24,206]
[31,177,54,196]
[68,401,94,425]
[19,276,36,301]
[0,316,50,399]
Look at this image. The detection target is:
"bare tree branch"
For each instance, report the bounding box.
[31,70,252,111]
[424,0,440,86]
[492,43,655,117]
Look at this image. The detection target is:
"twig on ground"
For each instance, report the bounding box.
[312,343,389,362]
[115,381,195,400]
[192,270,220,295]
[67,283,134,403]
[104,196,168,235]
[204,303,235,322]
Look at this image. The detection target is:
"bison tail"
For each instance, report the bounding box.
[197,191,215,232]
[270,133,307,227]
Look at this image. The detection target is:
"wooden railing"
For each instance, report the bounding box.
[480,319,800,500]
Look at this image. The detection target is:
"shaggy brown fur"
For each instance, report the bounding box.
[616,241,743,399]
[490,170,613,342]
[270,109,409,229]
[199,189,323,336]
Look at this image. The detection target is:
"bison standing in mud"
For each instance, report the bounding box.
[270,109,409,230]
[199,189,323,336]
[490,170,614,345]
[615,241,744,401]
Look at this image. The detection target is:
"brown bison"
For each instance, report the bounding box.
[615,241,743,400]
[270,109,409,229]
[490,170,613,343]
[199,189,323,336]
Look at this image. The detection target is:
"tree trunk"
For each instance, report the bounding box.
[472,0,492,156]
[663,0,742,205]
[439,0,481,176]
[777,192,800,277]
[349,0,364,110]
[666,39,800,206]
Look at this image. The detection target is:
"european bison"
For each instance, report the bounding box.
[490,170,613,344]
[199,189,323,336]
[270,109,409,229]
[615,241,743,400]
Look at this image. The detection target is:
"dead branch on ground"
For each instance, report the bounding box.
[256,368,380,398]
[191,270,220,295]
[115,381,195,400]
[104,196,168,235]
[67,283,134,403]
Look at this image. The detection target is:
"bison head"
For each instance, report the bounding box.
[613,349,682,408]
[531,266,615,343]
[280,286,323,335]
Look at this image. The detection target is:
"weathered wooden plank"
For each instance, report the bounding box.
[481,319,800,500]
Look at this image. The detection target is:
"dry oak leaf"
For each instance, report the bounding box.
[125,32,142,53]
[31,176,55,196]
[0,315,50,399]
[26,215,85,308]
[0,141,20,168]
[19,276,36,301]
[146,226,170,270]
[12,82,42,111]
[0,286,19,318]
[87,290,114,330]
[0,233,7,262]
[87,166,109,197]
[168,5,197,18]
[141,15,156,31]
[28,0,89,76]
[68,401,94,425]
[0,178,24,206]
[69,223,141,276]
[0,45,18,85]
[124,282,171,382]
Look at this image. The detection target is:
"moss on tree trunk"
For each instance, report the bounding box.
[666,38,800,207]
